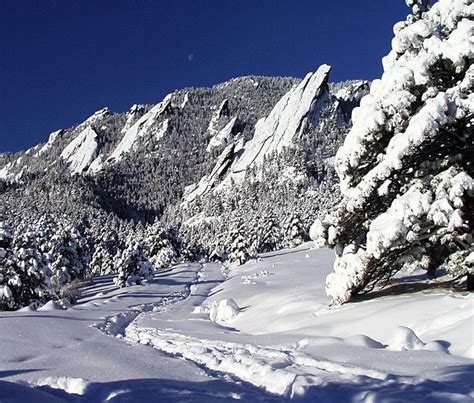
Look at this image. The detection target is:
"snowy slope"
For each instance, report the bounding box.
[0,155,29,182]
[1,247,472,401]
[127,245,473,399]
[207,99,230,138]
[0,161,14,180]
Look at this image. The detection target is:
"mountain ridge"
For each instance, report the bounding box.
[0,66,369,254]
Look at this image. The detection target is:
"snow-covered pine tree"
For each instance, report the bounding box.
[260,215,282,253]
[0,221,17,310]
[34,215,58,259]
[1,221,50,310]
[229,225,251,265]
[114,241,153,287]
[283,214,307,249]
[318,0,473,304]
[145,221,178,269]
[49,223,90,292]
[9,227,52,308]
[182,241,208,262]
[90,243,115,276]
[248,215,262,256]
[89,222,119,276]
[208,228,228,262]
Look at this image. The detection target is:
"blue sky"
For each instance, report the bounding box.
[0,0,408,153]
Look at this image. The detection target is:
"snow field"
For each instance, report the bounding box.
[123,245,474,400]
[0,264,253,400]
[0,247,472,401]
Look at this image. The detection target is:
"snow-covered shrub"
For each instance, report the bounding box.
[310,215,336,248]
[209,298,241,324]
[322,0,473,304]
[57,278,84,307]
[114,242,153,287]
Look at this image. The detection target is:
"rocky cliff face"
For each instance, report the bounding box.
[181,65,333,204]
[228,65,332,178]
[0,67,368,249]
[182,66,368,209]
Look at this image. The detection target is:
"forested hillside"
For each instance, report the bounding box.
[0,69,368,308]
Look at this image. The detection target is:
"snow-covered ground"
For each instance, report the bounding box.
[1,246,473,401]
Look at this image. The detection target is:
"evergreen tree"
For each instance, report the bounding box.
[229,225,251,265]
[145,221,178,269]
[49,223,90,292]
[115,242,153,287]
[11,227,51,308]
[208,229,228,262]
[317,0,473,304]
[0,223,52,310]
[283,214,307,249]
[247,215,262,256]
[89,223,119,276]
[0,222,17,309]
[90,243,115,276]
[260,215,282,253]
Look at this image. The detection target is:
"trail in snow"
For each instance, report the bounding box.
[118,250,474,401]
[126,325,474,401]
[93,263,203,338]
[0,263,275,402]
[91,262,278,401]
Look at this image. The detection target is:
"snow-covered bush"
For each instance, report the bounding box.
[209,298,241,324]
[57,278,84,307]
[114,242,153,287]
[309,215,336,248]
[320,0,473,304]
